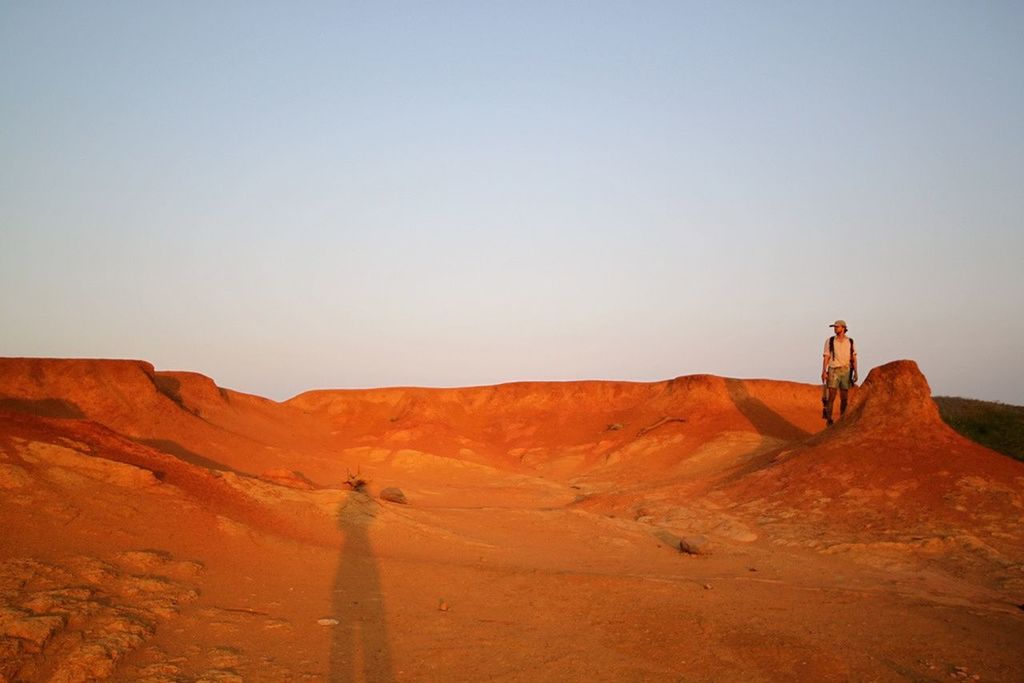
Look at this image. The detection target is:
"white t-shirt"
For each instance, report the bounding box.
[823,336,855,368]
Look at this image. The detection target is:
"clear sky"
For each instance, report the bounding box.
[2,2,1022,404]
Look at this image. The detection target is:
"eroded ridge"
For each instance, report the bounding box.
[1,357,1022,681]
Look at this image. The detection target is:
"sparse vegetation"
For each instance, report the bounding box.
[934,396,1024,462]
[343,467,369,492]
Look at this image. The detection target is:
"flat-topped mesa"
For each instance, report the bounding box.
[0,358,165,424]
[288,374,752,422]
[288,379,663,416]
[0,358,281,423]
[284,373,827,461]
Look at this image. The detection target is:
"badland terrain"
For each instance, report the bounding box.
[1,357,1022,682]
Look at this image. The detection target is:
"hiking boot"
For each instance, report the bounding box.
[826,417,834,426]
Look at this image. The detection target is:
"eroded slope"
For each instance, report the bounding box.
[2,357,1023,682]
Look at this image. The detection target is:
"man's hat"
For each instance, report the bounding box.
[829,320,848,329]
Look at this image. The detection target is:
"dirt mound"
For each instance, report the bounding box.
[840,359,943,432]
[811,360,996,450]
[723,361,1024,554]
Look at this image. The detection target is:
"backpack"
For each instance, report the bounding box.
[828,336,857,382]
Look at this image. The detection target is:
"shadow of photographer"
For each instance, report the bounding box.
[330,492,394,682]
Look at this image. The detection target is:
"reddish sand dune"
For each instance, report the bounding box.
[1,357,1022,682]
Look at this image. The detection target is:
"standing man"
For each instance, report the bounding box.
[821,320,857,426]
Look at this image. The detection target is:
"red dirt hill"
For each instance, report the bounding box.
[2,357,1023,682]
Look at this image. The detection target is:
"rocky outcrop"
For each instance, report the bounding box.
[259,468,316,490]
[842,359,944,431]
[379,487,408,504]
[0,553,200,682]
[19,440,158,489]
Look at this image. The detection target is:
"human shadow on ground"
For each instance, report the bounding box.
[330,492,394,682]
[724,379,810,442]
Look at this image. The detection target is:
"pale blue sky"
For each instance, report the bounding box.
[2,2,1022,403]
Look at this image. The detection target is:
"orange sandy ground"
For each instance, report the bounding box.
[1,358,1022,682]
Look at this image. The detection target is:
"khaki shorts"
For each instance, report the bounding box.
[827,366,852,390]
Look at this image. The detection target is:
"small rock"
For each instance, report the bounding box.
[207,647,243,669]
[438,599,449,612]
[316,618,339,626]
[703,583,712,590]
[263,619,289,630]
[0,610,65,648]
[679,535,711,555]
[379,487,407,504]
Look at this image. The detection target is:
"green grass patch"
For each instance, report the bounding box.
[933,396,1024,462]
